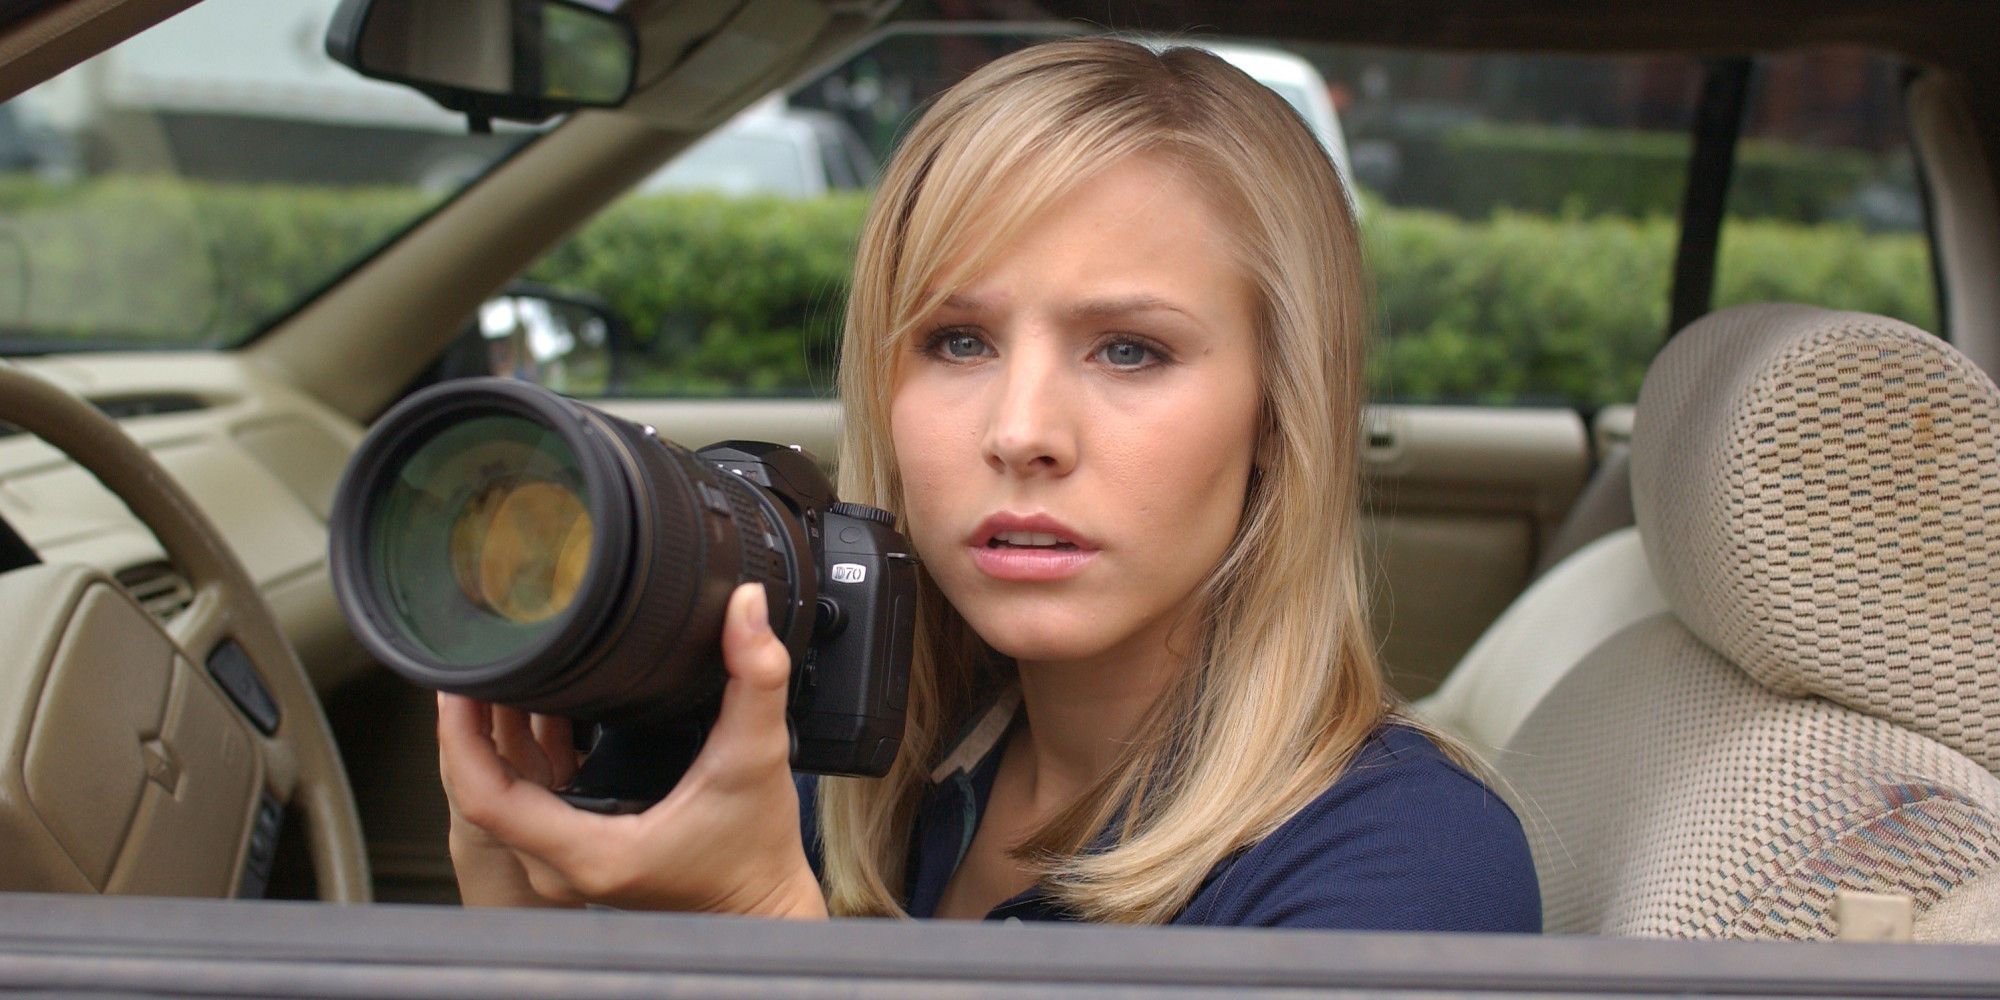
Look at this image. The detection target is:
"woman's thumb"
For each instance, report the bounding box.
[704,583,793,769]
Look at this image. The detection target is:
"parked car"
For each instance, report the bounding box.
[1192,40,1354,191]
[1,0,1997,996]
[636,97,878,199]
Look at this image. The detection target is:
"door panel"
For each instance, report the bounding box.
[1362,406,1590,697]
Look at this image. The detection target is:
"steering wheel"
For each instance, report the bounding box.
[0,364,368,901]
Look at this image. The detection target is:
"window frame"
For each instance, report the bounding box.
[2,893,1994,998]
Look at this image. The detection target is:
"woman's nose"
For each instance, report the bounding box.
[981,347,1077,477]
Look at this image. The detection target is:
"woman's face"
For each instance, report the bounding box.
[890,153,1262,669]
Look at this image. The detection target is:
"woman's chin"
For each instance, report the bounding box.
[966,614,1117,666]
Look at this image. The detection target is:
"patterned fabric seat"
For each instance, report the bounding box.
[1498,303,2000,940]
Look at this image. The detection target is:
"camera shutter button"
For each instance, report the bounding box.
[830,501,895,526]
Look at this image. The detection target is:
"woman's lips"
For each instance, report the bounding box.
[969,543,1099,581]
[965,511,1099,580]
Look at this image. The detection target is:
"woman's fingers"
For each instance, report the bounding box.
[531,713,580,788]
[697,583,794,782]
[437,692,507,801]
[492,705,553,787]
[437,691,492,743]
[437,693,613,908]
[438,694,520,816]
[440,695,572,792]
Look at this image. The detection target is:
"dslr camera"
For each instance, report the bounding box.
[328,378,916,811]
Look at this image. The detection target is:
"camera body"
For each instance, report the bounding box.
[325,378,918,811]
[694,441,914,777]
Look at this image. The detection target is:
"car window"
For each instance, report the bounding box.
[0,0,552,355]
[1357,49,1934,408]
[1714,52,1934,332]
[493,35,1933,406]
[1314,49,1703,407]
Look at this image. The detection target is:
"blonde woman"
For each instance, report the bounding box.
[438,37,1540,929]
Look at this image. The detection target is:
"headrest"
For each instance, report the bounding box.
[1632,303,2000,772]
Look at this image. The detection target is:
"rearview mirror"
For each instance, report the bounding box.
[325,0,637,127]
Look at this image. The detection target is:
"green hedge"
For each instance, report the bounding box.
[525,192,868,395]
[2,179,1933,407]
[0,176,430,346]
[1382,122,1892,223]
[1364,205,1932,405]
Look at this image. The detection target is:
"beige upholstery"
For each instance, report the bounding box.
[1918,869,2000,942]
[1533,446,1636,575]
[1501,303,2000,941]
[1637,308,2000,769]
[1511,615,2000,937]
[1416,526,1664,750]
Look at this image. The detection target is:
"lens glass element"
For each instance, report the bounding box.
[368,413,595,667]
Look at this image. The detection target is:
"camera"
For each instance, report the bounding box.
[327,378,916,811]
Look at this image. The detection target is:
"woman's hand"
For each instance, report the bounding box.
[439,702,586,908]
[436,582,826,917]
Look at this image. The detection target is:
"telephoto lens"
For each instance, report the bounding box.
[329,378,916,809]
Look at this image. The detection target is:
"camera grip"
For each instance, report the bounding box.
[791,510,916,776]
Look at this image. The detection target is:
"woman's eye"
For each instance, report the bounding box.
[923,329,991,361]
[1096,339,1159,369]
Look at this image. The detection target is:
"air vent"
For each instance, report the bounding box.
[0,395,209,440]
[92,394,208,421]
[116,562,194,622]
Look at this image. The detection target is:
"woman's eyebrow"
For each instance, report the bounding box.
[1062,295,1197,321]
[934,292,1200,324]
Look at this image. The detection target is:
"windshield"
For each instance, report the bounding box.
[0,0,555,355]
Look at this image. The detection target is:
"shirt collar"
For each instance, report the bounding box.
[928,685,1022,784]
[906,685,1022,919]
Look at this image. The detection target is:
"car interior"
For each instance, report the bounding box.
[1,0,1999,982]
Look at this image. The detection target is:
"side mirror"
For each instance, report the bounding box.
[475,284,627,395]
[325,0,637,128]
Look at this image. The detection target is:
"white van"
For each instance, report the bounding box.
[1195,41,1355,189]
[637,96,878,199]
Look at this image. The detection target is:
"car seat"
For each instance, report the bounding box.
[1535,445,1637,577]
[1415,525,1664,749]
[1497,303,2000,940]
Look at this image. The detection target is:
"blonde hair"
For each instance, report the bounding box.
[819,36,1389,923]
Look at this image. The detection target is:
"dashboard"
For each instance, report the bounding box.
[0,353,371,694]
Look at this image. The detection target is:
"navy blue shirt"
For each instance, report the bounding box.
[798,722,1541,930]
